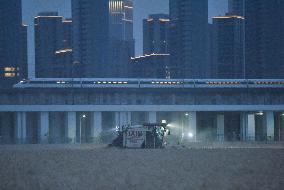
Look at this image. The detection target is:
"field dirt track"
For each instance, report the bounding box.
[0,143,284,190]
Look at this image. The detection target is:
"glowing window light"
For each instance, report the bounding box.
[4,67,16,72]
[4,73,15,77]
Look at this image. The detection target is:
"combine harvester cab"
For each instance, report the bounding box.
[111,123,170,149]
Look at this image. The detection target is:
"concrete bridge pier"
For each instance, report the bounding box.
[0,112,14,144]
[15,112,27,144]
[240,113,256,141]
[39,112,49,143]
[275,112,284,141]
[66,112,76,143]
[115,112,131,128]
[148,112,157,123]
[262,111,275,141]
[90,112,102,143]
[216,114,225,142]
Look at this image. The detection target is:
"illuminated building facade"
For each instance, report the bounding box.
[143,14,170,55]
[211,16,244,79]
[34,12,73,78]
[169,0,209,79]
[108,0,134,78]
[131,54,170,78]
[72,0,109,78]
[0,0,27,88]
[109,0,133,42]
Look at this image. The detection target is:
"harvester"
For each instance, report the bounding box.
[111,123,170,148]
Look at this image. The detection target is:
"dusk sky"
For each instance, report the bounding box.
[22,0,228,75]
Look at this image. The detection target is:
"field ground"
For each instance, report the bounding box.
[0,143,284,190]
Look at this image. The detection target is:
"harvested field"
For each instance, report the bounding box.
[0,143,284,190]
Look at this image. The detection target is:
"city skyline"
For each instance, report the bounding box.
[22,0,227,77]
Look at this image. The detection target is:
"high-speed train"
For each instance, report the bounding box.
[14,78,284,89]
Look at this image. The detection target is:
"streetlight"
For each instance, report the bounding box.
[255,111,263,116]
[79,114,87,144]
[181,113,190,142]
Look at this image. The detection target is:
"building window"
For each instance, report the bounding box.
[4,67,16,72]
[4,73,16,78]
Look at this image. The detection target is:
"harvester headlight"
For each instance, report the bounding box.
[188,132,194,138]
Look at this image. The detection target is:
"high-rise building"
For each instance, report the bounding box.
[34,12,73,78]
[108,0,134,78]
[169,0,209,79]
[56,18,74,78]
[131,14,170,79]
[244,0,284,78]
[0,0,27,88]
[208,23,215,78]
[20,24,28,80]
[72,0,109,78]
[228,0,244,16]
[131,54,170,78]
[229,0,284,78]
[109,0,133,42]
[211,15,244,78]
[143,14,170,55]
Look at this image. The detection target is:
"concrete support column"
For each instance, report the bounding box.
[263,111,275,141]
[126,112,131,124]
[39,112,49,143]
[90,112,102,142]
[240,113,246,141]
[15,112,27,143]
[115,112,131,127]
[281,114,284,141]
[217,114,225,141]
[240,113,255,141]
[148,112,157,123]
[66,112,76,143]
[0,113,13,143]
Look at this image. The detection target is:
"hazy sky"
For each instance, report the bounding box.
[22,0,228,76]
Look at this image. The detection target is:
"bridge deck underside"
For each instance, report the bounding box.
[0,88,284,107]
